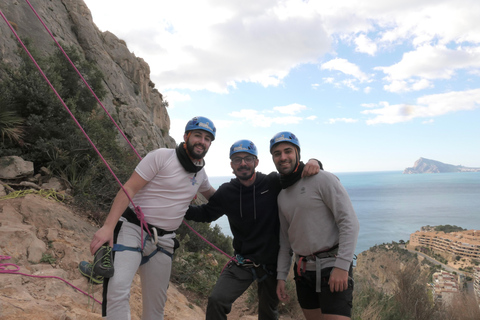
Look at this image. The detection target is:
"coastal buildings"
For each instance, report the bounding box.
[409,227,480,305]
[409,229,480,259]
[432,271,459,305]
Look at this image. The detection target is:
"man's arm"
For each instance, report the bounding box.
[321,172,359,292]
[185,190,225,223]
[90,171,148,255]
[302,158,322,177]
[200,186,215,200]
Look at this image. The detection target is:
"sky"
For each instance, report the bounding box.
[83,0,480,177]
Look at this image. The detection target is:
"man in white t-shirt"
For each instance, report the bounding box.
[87,116,217,320]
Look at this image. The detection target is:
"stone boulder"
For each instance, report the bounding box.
[0,156,34,180]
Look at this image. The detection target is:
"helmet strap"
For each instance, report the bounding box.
[292,147,300,174]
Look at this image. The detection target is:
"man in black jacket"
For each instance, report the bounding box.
[185,139,320,320]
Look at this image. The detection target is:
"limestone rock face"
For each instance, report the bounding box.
[0,0,176,155]
[0,195,205,319]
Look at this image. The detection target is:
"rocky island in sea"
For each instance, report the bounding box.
[404,157,480,174]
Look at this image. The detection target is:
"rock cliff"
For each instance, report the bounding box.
[0,0,175,155]
[403,157,480,174]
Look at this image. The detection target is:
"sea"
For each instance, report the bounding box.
[207,171,480,256]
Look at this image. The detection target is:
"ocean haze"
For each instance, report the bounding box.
[207,171,480,255]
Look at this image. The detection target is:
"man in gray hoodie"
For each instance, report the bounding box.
[270,131,359,320]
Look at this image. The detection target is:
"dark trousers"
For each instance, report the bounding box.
[206,263,279,320]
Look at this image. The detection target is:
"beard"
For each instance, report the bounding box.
[186,140,207,160]
[234,165,255,181]
[275,160,295,175]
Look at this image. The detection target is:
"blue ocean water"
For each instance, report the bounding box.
[207,172,480,255]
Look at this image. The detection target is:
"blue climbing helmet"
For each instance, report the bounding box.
[184,116,216,140]
[229,139,258,158]
[269,131,300,153]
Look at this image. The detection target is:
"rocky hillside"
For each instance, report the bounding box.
[0,0,175,154]
[403,157,480,174]
[0,194,206,319]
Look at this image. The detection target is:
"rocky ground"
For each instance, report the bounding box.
[0,194,205,319]
[0,193,300,320]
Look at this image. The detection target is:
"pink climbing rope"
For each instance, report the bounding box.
[1,5,235,306]
[23,0,142,161]
[0,255,102,305]
[19,1,234,260]
[2,0,235,259]
[0,8,152,242]
[182,221,232,260]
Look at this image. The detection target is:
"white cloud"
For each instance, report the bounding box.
[341,79,360,91]
[273,103,307,115]
[86,0,332,93]
[321,58,369,82]
[229,108,304,127]
[84,0,480,94]
[383,79,433,93]
[327,118,359,124]
[306,115,317,120]
[354,34,377,55]
[361,103,377,108]
[377,45,480,82]
[363,88,480,124]
[162,91,191,108]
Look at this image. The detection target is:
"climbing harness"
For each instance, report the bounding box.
[233,254,274,283]
[113,235,174,265]
[296,244,339,292]
[113,207,177,264]
[122,207,175,239]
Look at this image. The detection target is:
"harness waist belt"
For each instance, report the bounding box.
[301,244,339,261]
[122,207,175,237]
[297,244,339,293]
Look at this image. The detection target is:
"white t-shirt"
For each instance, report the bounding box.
[129,148,211,230]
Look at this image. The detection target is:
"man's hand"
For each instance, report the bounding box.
[302,159,321,177]
[90,226,114,255]
[329,267,349,292]
[276,280,290,302]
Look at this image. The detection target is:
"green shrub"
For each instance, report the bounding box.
[0,39,138,212]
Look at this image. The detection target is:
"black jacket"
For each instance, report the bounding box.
[185,171,281,265]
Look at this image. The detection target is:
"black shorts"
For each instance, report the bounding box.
[293,263,354,317]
